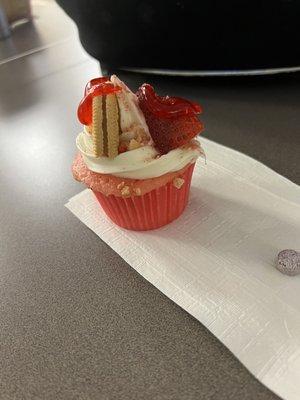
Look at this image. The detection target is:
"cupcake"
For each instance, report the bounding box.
[72,75,204,231]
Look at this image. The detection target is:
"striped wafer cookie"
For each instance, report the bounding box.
[91,96,103,157]
[91,94,121,158]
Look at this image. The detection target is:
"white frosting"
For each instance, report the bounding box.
[110,75,152,143]
[76,129,202,179]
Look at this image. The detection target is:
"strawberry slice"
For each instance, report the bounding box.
[137,84,204,154]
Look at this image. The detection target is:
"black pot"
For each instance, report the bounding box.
[57,0,300,74]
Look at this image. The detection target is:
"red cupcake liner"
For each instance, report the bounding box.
[92,163,195,231]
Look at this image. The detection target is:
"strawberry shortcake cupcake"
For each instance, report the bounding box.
[72,75,204,230]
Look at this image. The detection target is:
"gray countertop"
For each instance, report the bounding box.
[1,3,300,399]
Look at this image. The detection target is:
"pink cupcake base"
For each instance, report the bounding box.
[92,163,195,231]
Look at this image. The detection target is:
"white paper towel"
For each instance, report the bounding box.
[66,138,300,400]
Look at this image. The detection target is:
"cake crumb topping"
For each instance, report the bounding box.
[173,177,185,189]
[117,182,125,190]
[121,185,131,197]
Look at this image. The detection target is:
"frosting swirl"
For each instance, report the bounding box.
[76,129,202,179]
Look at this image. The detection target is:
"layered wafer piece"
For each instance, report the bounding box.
[91,93,121,158]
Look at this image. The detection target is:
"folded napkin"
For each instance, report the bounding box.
[66,138,300,400]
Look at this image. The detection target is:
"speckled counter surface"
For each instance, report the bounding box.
[1,5,300,399]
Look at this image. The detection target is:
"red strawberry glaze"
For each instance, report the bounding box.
[137,84,202,118]
[137,84,204,154]
[77,77,121,125]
